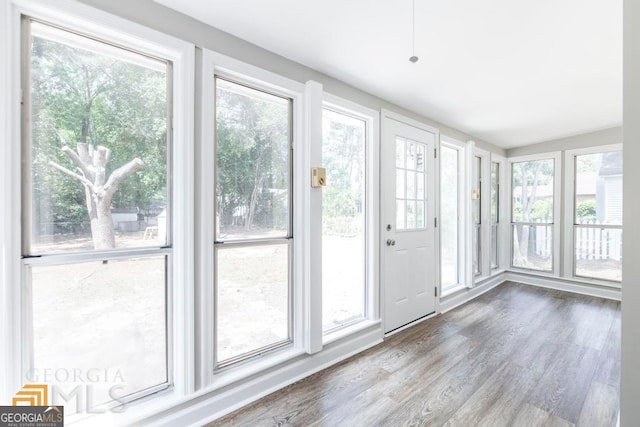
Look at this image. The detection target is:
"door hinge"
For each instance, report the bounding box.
[434,148,437,158]
[434,217,437,228]
[435,286,438,297]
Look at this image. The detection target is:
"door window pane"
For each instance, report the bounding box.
[30,256,167,411]
[216,244,290,364]
[215,78,291,241]
[28,22,169,254]
[321,109,366,331]
[395,137,426,231]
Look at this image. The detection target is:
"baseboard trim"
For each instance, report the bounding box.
[505,272,621,301]
[439,273,506,313]
[136,326,383,427]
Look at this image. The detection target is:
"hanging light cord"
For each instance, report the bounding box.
[409,0,419,63]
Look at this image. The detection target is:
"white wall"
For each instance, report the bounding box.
[77,0,505,156]
[506,127,621,157]
[621,0,639,424]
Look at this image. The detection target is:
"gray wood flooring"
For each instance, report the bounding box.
[210,281,620,426]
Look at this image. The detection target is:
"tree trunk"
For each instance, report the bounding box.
[50,143,143,250]
[93,203,116,249]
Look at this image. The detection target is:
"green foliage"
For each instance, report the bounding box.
[216,81,290,230]
[321,111,365,236]
[30,31,168,228]
[576,199,596,221]
[530,199,552,221]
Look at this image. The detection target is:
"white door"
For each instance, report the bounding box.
[382,114,437,333]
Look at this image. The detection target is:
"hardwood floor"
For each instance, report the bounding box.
[210,282,620,426]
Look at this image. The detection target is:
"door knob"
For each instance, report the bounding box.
[386,239,396,246]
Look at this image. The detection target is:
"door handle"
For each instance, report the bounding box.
[386,239,396,246]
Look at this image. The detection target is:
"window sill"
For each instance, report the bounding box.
[507,268,621,289]
[323,319,382,346]
[441,284,468,298]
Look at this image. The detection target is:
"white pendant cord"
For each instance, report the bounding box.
[409,0,419,63]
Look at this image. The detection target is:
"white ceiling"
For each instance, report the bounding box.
[155,0,622,148]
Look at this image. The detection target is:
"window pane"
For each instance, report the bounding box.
[407,201,416,229]
[396,169,405,199]
[216,244,290,364]
[440,146,458,288]
[512,224,553,271]
[474,225,481,275]
[321,109,365,330]
[575,227,622,281]
[472,156,481,225]
[491,162,499,269]
[472,155,481,275]
[511,159,554,223]
[395,138,405,168]
[215,78,290,241]
[28,22,169,254]
[395,137,427,231]
[491,224,499,269]
[30,256,167,411]
[396,200,406,229]
[575,152,622,225]
[406,171,416,200]
[491,162,499,224]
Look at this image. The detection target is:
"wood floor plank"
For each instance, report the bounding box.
[210,282,620,427]
[442,362,539,427]
[576,381,619,427]
[511,403,575,427]
[526,342,601,424]
[594,314,621,387]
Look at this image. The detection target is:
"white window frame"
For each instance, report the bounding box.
[472,147,491,281]
[198,50,309,389]
[490,153,507,272]
[439,136,468,296]
[320,93,380,343]
[508,152,562,277]
[563,144,622,287]
[2,0,194,423]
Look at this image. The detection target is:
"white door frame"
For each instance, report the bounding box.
[380,109,440,334]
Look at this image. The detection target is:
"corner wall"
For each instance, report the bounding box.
[621,0,640,424]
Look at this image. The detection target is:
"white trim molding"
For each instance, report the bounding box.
[506,272,621,301]
[440,273,506,313]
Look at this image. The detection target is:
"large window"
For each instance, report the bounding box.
[214,77,292,367]
[22,19,172,410]
[572,150,622,282]
[321,108,366,331]
[440,141,465,292]
[511,158,556,272]
[490,161,500,269]
[472,155,482,275]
